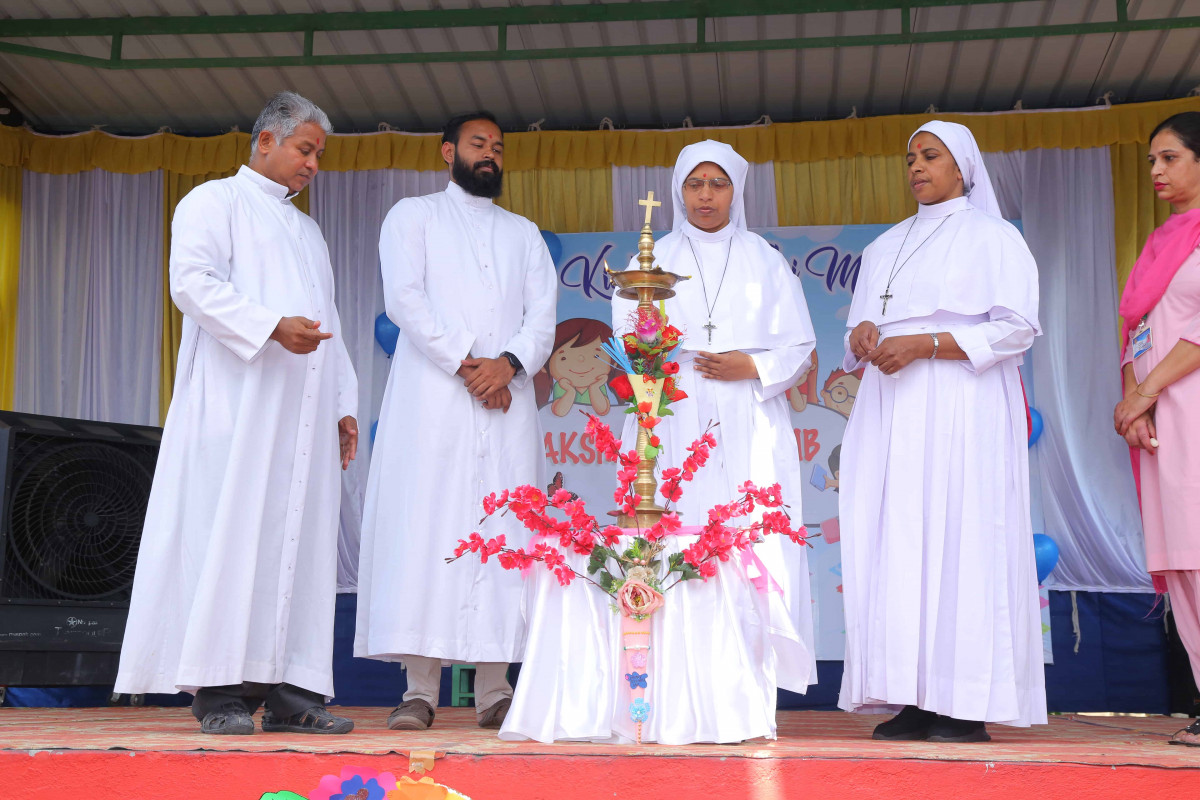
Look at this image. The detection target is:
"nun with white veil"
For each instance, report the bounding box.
[837,121,1046,742]
[499,140,817,745]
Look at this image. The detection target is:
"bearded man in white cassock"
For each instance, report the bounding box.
[115,92,359,736]
[355,111,557,731]
[608,140,817,742]
[837,121,1046,742]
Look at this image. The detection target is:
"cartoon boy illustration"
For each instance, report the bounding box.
[534,317,621,417]
[787,352,819,413]
[821,367,864,418]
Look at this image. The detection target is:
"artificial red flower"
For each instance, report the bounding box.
[638,415,660,430]
[638,401,652,414]
[609,374,634,402]
[662,361,680,375]
[649,435,661,448]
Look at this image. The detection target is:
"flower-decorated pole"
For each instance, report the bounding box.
[605,190,690,529]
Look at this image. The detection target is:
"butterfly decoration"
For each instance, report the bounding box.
[625,671,648,689]
[547,471,580,502]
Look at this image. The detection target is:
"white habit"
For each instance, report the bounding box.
[501,141,815,745]
[355,181,557,669]
[116,165,358,698]
[837,122,1046,726]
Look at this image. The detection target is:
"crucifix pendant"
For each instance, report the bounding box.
[703,319,716,344]
[880,290,893,315]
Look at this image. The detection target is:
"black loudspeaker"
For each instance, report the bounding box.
[0,411,160,686]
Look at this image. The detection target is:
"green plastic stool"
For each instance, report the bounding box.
[450,664,476,707]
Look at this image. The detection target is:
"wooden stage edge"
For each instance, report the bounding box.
[1,707,1199,799]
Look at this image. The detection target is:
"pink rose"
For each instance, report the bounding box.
[617,579,665,619]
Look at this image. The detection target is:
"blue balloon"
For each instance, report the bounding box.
[1033,533,1060,584]
[1028,407,1044,447]
[540,230,563,266]
[374,312,400,356]
[370,420,379,446]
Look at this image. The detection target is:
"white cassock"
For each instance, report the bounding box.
[115,165,358,698]
[837,175,1047,724]
[355,181,557,664]
[501,141,815,745]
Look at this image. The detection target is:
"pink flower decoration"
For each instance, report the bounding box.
[617,579,665,619]
[630,651,648,669]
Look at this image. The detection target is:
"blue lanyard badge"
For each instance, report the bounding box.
[1132,319,1153,359]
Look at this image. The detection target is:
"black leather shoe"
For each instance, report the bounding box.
[872,705,938,741]
[926,716,990,743]
[261,705,354,734]
[200,704,255,735]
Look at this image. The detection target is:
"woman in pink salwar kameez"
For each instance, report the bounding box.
[1114,111,1200,747]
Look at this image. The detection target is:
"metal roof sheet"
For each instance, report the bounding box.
[0,0,1197,134]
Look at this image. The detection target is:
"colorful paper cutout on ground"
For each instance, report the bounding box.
[259,767,471,800]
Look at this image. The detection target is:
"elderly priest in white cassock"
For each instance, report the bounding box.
[837,121,1045,743]
[355,111,557,731]
[115,92,359,736]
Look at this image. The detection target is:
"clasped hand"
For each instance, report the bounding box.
[458,357,515,413]
[695,350,758,381]
[1113,389,1157,455]
[850,322,931,375]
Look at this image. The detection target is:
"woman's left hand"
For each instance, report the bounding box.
[695,351,759,381]
[866,334,933,375]
[1114,389,1157,436]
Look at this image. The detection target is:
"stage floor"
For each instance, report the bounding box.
[2,707,1198,798]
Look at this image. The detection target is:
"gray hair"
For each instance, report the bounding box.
[249,91,332,160]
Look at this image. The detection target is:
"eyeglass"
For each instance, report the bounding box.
[827,386,857,404]
[683,178,733,192]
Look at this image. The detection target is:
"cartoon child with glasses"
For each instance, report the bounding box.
[821,367,864,418]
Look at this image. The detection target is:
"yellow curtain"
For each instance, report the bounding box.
[774,154,916,227]
[0,166,20,410]
[1110,142,1172,301]
[3,96,1196,175]
[497,168,612,233]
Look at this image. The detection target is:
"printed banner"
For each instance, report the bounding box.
[538,225,1051,662]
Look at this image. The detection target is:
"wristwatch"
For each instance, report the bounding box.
[500,351,524,374]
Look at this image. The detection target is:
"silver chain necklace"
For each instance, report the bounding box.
[879,212,956,315]
[688,237,734,345]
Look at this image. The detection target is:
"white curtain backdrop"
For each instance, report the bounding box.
[984,148,1150,592]
[611,163,779,231]
[14,168,162,427]
[310,168,448,591]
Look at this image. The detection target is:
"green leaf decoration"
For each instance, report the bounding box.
[668,552,685,572]
[659,407,675,417]
[642,445,658,460]
[679,565,701,581]
[600,571,616,591]
[260,793,307,800]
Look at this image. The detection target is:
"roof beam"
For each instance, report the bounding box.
[0,2,1038,38]
[0,2,1192,70]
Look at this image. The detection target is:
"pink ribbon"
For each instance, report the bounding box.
[739,547,783,595]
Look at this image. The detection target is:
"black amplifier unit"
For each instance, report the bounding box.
[0,411,160,685]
